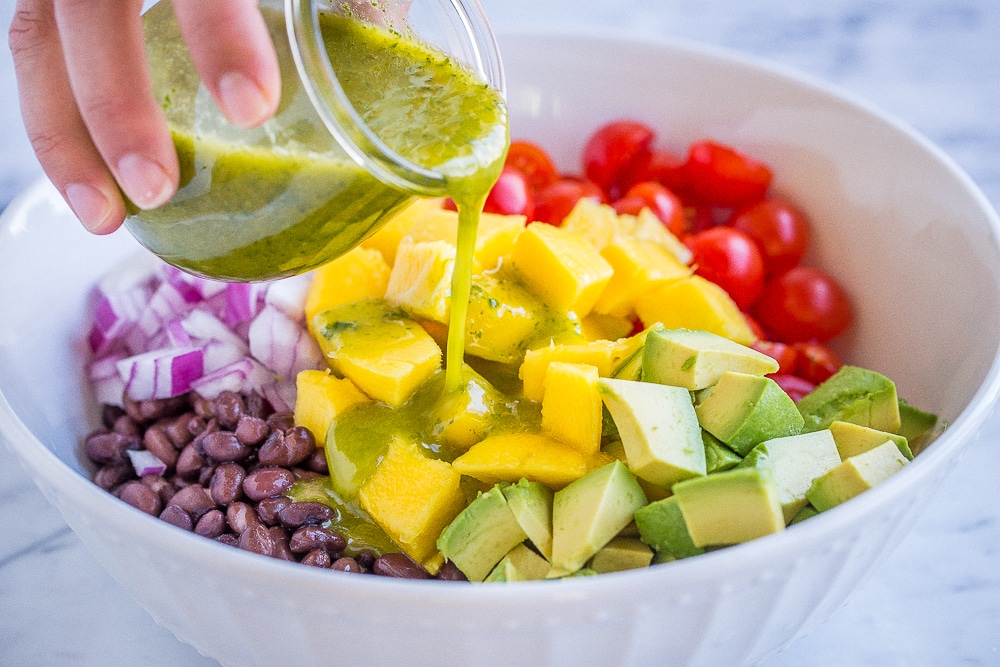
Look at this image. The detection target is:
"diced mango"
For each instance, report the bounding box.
[561,199,692,265]
[625,209,693,265]
[594,238,692,318]
[635,275,757,345]
[452,432,613,489]
[465,272,554,364]
[580,312,634,342]
[384,240,455,324]
[360,197,445,264]
[541,362,602,456]
[358,438,466,571]
[314,299,442,407]
[293,370,369,445]
[431,365,510,451]
[406,209,525,273]
[560,198,621,250]
[509,222,614,316]
[304,247,391,334]
[519,339,639,402]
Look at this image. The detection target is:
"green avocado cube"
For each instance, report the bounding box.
[828,420,912,460]
[806,439,908,512]
[485,543,551,583]
[501,478,554,560]
[588,537,654,574]
[695,372,804,456]
[634,495,704,560]
[436,485,527,582]
[673,467,786,547]
[642,328,779,390]
[796,365,900,434]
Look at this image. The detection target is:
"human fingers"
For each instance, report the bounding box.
[52,0,179,218]
[9,0,126,233]
[171,0,281,128]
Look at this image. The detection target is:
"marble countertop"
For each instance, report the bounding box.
[2,1,998,665]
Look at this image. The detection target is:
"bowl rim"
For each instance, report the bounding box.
[3,28,1000,605]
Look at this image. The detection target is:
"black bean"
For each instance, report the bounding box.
[119,481,163,516]
[238,523,275,557]
[101,404,126,429]
[209,463,246,505]
[277,502,333,529]
[245,391,272,420]
[256,497,292,526]
[226,501,260,535]
[214,391,245,430]
[301,549,332,568]
[143,427,178,469]
[288,525,346,555]
[93,464,133,491]
[201,431,250,463]
[269,526,296,562]
[85,431,140,465]
[164,413,196,448]
[304,448,329,474]
[216,533,239,548]
[169,484,216,521]
[265,411,295,432]
[175,442,207,481]
[195,509,226,538]
[257,426,315,468]
[190,393,216,420]
[331,557,363,573]
[435,561,469,582]
[355,551,377,570]
[141,475,177,505]
[373,553,431,579]
[160,504,193,531]
[113,414,141,437]
[243,467,296,501]
[234,414,270,447]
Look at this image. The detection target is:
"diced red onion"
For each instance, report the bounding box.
[260,380,297,413]
[248,304,323,379]
[223,282,268,327]
[97,251,160,295]
[163,318,193,348]
[88,352,128,407]
[161,264,226,302]
[117,346,205,400]
[189,356,276,400]
[264,273,313,323]
[88,285,150,355]
[133,281,199,343]
[181,310,249,351]
[126,449,167,477]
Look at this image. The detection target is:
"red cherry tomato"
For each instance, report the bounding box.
[753,266,853,343]
[793,341,842,384]
[751,340,800,375]
[612,181,685,237]
[731,198,810,275]
[770,374,816,402]
[582,120,655,198]
[683,140,772,206]
[685,227,765,310]
[505,140,559,194]
[625,149,687,195]
[533,178,604,226]
[483,167,534,218]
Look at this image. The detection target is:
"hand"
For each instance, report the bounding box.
[8,0,281,234]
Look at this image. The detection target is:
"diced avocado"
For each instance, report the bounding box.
[828,420,912,461]
[485,544,552,583]
[501,478,554,560]
[789,504,819,525]
[634,495,705,560]
[703,430,742,473]
[897,399,940,444]
[550,461,648,573]
[436,485,528,582]
[597,377,707,487]
[695,372,804,456]
[588,537,654,574]
[642,328,778,391]
[738,430,842,523]
[806,440,908,512]
[796,365,901,434]
[673,467,786,547]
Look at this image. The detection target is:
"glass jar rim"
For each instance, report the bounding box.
[285,0,506,197]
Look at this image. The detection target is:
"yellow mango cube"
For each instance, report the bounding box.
[407,209,525,273]
[594,238,692,318]
[360,197,445,264]
[452,432,612,489]
[314,299,442,407]
[510,222,614,316]
[359,439,466,571]
[622,209,693,265]
[293,370,369,445]
[580,312,635,342]
[519,339,637,402]
[304,247,391,334]
[465,272,552,364]
[385,240,456,323]
[541,362,602,456]
[560,198,620,250]
[635,275,757,345]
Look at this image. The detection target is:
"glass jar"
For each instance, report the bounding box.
[129,0,507,282]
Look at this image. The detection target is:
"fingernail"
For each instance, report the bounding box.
[218,71,272,128]
[117,153,173,210]
[65,183,113,233]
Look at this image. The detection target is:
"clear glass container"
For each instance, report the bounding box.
[129,0,506,282]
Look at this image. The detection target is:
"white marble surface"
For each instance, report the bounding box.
[2,1,999,665]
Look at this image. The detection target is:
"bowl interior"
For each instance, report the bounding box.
[2,29,1000,667]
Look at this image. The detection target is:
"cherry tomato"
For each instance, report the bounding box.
[483,167,534,218]
[751,340,800,375]
[753,266,853,343]
[685,226,765,310]
[793,341,842,384]
[533,178,604,226]
[582,120,655,198]
[611,181,685,237]
[770,374,816,402]
[505,140,559,194]
[731,198,810,275]
[622,149,688,195]
[683,140,772,206]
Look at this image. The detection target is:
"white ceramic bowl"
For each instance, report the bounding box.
[3,31,1000,667]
